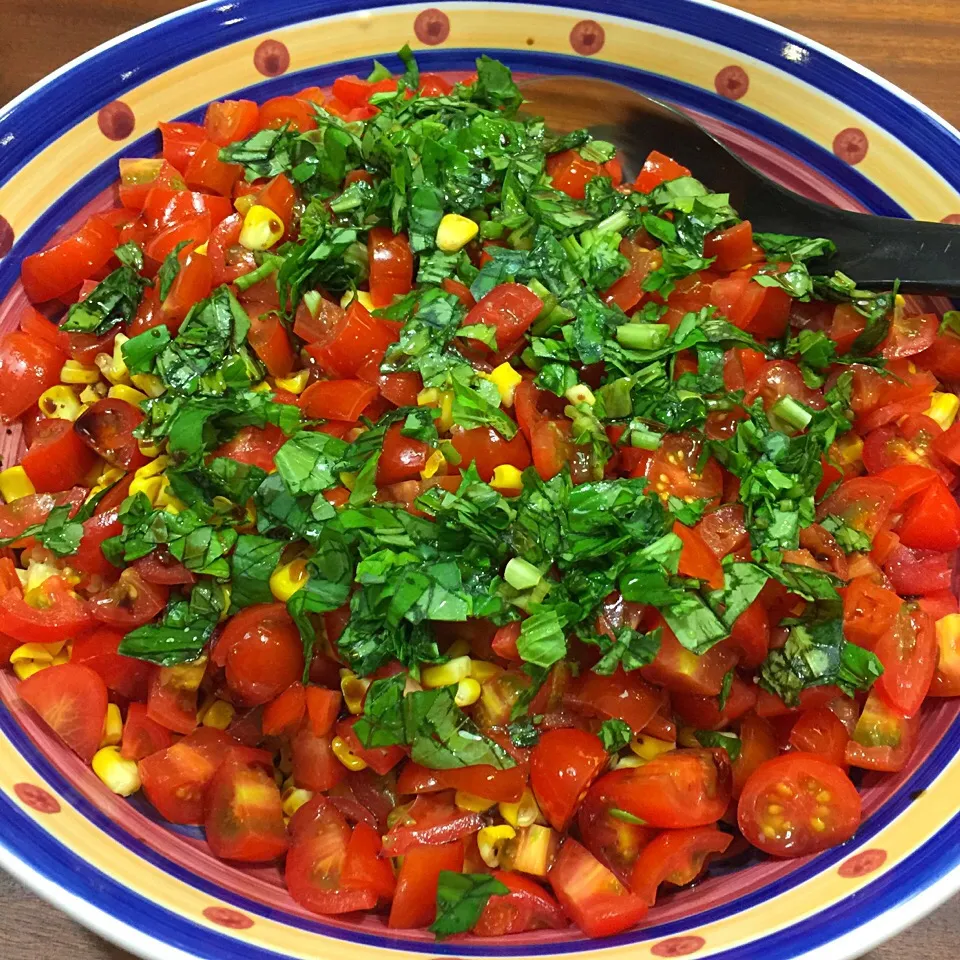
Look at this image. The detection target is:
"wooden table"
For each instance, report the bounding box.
[2,1,958,957]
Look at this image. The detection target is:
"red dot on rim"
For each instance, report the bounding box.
[414,8,450,46]
[97,101,135,141]
[570,19,605,56]
[254,39,290,77]
[14,783,61,814]
[651,936,707,957]
[833,127,869,165]
[838,848,887,878]
[714,65,750,100]
[202,906,254,930]
[941,213,960,224]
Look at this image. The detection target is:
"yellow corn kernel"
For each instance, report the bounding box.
[202,700,236,730]
[833,432,864,466]
[456,791,497,813]
[925,392,960,431]
[11,642,64,665]
[23,562,61,594]
[269,558,309,603]
[155,478,187,512]
[281,785,314,817]
[95,333,130,385]
[446,637,471,659]
[51,644,71,666]
[240,204,284,251]
[193,241,209,257]
[613,754,647,769]
[129,475,164,504]
[234,193,256,216]
[484,363,522,406]
[340,670,371,715]
[250,380,272,393]
[417,387,440,406]
[469,659,501,683]
[936,614,960,677]
[159,655,207,693]
[420,449,446,480]
[339,470,357,491]
[217,584,232,622]
[108,384,148,406]
[340,289,376,312]
[499,788,541,829]
[455,677,482,707]
[0,466,36,503]
[477,824,516,867]
[135,456,171,481]
[100,703,123,747]
[13,660,48,681]
[438,390,454,432]
[421,655,472,689]
[79,382,108,405]
[274,369,311,395]
[331,735,368,771]
[436,213,479,253]
[490,464,523,491]
[138,439,163,459]
[60,359,100,384]
[131,373,166,398]
[677,726,700,749]
[38,385,84,421]
[630,734,675,761]
[92,746,141,797]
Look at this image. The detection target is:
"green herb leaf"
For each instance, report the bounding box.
[599,718,632,754]
[430,872,510,939]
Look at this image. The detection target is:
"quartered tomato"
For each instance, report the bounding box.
[389,841,464,928]
[19,663,108,762]
[817,477,896,539]
[368,227,414,307]
[382,793,484,856]
[738,753,861,857]
[640,624,737,696]
[636,432,722,503]
[464,283,543,351]
[21,216,118,303]
[565,666,663,732]
[21,418,99,492]
[531,729,609,832]
[0,332,66,422]
[630,827,732,905]
[0,575,92,644]
[473,870,567,936]
[449,425,532,482]
[74,398,147,470]
[873,604,936,716]
[90,568,168,628]
[787,706,850,768]
[71,627,152,701]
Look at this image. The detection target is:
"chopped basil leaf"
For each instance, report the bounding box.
[430,871,510,939]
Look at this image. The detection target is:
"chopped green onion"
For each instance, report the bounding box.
[504,557,543,591]
[772,395,813,431]
[616,323,670,351]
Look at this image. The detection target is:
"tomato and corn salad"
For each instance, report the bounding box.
[2,49,960,939]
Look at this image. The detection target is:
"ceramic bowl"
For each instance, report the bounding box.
[1,2,959,959]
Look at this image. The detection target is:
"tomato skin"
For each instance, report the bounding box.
[0,487,86,547]
[547,149,604,200]
[18,663,108,763]
[884,544,953,596]
[603,240,662,313]
[183,140,242,196]
[158,121,205,173]
[132,549,196,586]
[449,425,532,482]
[368,227,414,307]
[71,627,151,701]
[262,682,307,738]
[90,569,169,629]
[578,780,657,884]
[842,576,902,648]
[531,729,608,832]
[292,728,345,792]
[376,422,432,486]
[629,827,732,906]
[704,221,754,272]
[897,476,960,551]
[21,216,118,303]
[732,713,779,798]
[721,600,770,669]
[635,149,692,193]
[161,252,214,329]
[146,666,200,735]
[595,749,732,829]
[817,476,896,539]
[738,753,861,858]
[217,604,305,707]
[788,706,850,767]
[673,675,757,731]
[341,819,396,902]
[464,283,543,351]
[473,869,567,936]
[548,837,649,938]
[120,702,174,761]
[0,332,66,422]
[74,398,147,470]
[0,575,93,645]
[641,624,737,696]
[204,99,259,146]
[881,311,938,359]
[675,521,724,589]
[259,96,318,132]
[204,757,289,862]
[306,301,397,379]
[21,418,99,492]
[299,379,377,421]
[873,604,936,716]
[565,666,663,733]
[389,841,464,928]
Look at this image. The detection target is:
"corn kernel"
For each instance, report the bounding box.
[11,641,64,665]
[38,385,84,421]
[281,786,314,817]
[136,456,171,481]
[455,791,496,813]
[339,289,376,312]
[193,242,209,257]
[131,373,166,398]
[420,449,446,480]
[341,670,371,715]
[274,369,311,395]
[490,464,523,491]
[218,584,232,622]
[79,383,108,404]
[446,637,471,659]
[240,204,284,251]
[138,439,163,458]
[234,194,256,216]
[565,383,596,406]
[95,333,130,385]
[417,387,440,406]
[499,788,541,829]
[483,363,522,406]
[51,645,71,666]
[436,213,479,253]
[269,558,309,603]
[159,655,207,693]
[60,360,100,384]
[421,655,472,689]
[129,475,164,504]
[613,754,647,769]
[331,735,368,771]
[92,746,141,796]
[630,734,675,761]
[438,390,454,432]
[0,466,36,503]
[13,660,48,681]
[202,700,236,730]
[455,677,482,707]
[23,562,61,594]
[108,384,148,406]
[833,432,864,466]
[477,824,516,867]
[100,703,123,747]
[469,659,501,682]
[925,392,960,430]
[677,726,700,749]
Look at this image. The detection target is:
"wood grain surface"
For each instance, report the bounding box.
[1,1,959,958]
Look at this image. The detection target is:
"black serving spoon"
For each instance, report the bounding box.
[521,75,960,295]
